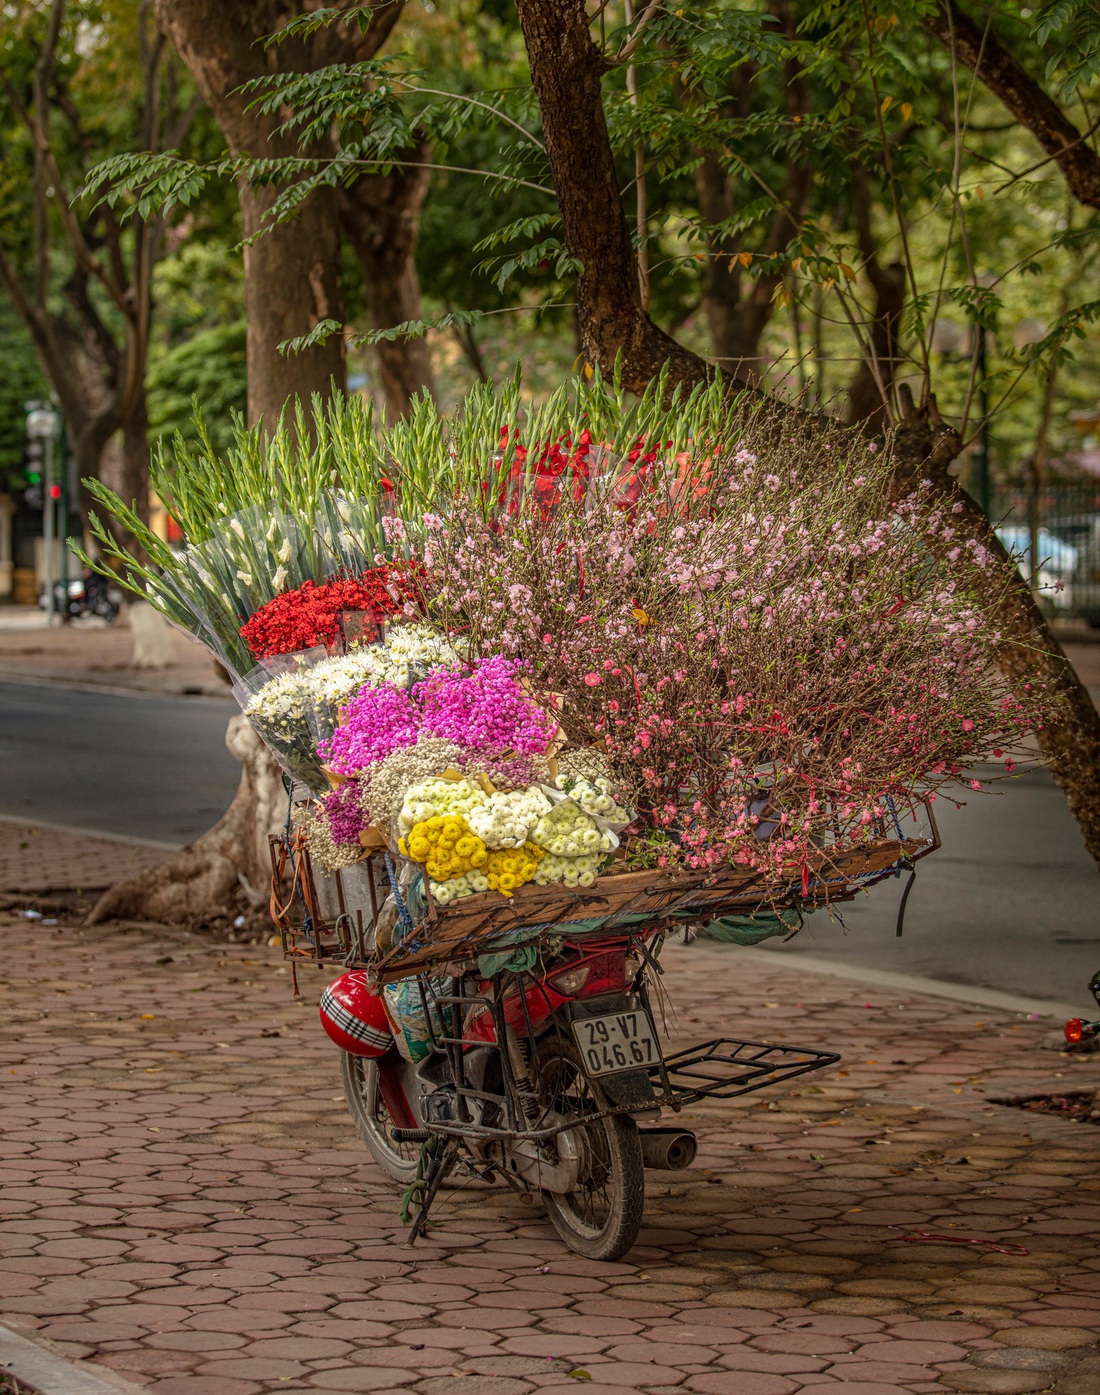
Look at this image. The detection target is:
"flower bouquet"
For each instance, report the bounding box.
[81,378,1056,975]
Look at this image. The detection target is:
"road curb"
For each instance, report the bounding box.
[713,945,1087,1021]
[0,1322,146,1395]
[0,670,232,702]
[0,813,180,853]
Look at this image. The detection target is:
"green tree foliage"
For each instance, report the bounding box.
[82,1,1099,483]
[146,241,247,450]
[0,302,48,491]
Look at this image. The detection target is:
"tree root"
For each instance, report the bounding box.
[87,715,287,925]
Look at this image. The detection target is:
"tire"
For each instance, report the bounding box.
[339,1050,421,1185]
[536,1034,645,1262]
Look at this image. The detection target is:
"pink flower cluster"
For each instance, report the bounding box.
[318,684,420,775]
[416,656,557,756]
[320,778,368,846]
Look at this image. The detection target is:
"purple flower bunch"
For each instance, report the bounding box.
[319,683,420,775]
[416,655,557,756]
[321,778,368,846]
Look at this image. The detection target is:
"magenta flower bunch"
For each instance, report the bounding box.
[416,655,557,756]
[320,777,368,846]
[318,683,420,775]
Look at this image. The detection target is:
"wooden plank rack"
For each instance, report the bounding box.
[369,829,936,985]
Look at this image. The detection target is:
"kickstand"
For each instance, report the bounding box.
[405,1138,457,1246]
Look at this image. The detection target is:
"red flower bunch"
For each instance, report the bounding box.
[240,561,427,659]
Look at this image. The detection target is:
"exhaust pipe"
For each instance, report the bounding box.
[639,1127,697,1170]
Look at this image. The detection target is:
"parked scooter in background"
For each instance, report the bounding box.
[39,569,122,623]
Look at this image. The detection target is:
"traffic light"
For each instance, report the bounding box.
[23,437,44,507]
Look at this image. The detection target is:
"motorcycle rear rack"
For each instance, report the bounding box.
[652,1037,841,1106]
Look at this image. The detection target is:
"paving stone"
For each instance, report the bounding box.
[939,1373,1056,1393]
[1049,1378,1100,1395]
[810,1297,907,1316]
[750,1333,859,1355]
[304,1371,419,1390]
[459,1356,574,1375]
[714,1350,829,1374]
[194,1355,313,1380]
[410,1379,534,1395]
[6,916,1100,1395]
[682,1374,797,1395]
[147,1379,263,1395]
[703,1290,795,1310]
[992,1326,1098,1350]
[971,1348,1071,1372]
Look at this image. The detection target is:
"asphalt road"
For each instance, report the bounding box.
[1,679,1096,1008]
[0,680,240,845]
[747,765,1100,1012]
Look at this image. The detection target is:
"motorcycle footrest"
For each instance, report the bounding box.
[391,1127,432,1144]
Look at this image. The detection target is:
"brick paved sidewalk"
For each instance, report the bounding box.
[0,614,228,698]
[2,915,1099,1395]
[0,824,168,900]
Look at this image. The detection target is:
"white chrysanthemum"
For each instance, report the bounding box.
[397,777,487,834]
[530,798,612,857]
[532,850,609,887]
[466,786,552,848]
[349,623,466,690]
[429,873,477,903]
[554,774,627,822]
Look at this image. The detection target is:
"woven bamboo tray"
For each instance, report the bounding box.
[368,831,934,985]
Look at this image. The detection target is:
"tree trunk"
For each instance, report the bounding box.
[890,394,1100,864]
[100,1,407,927]
[845,260,905,429]
[340,139,436,419]
[513,0,1100,871]
[514,0,714,392]
[154,0,354,425]
[87,718,287,924]
[695,152,746,371]
[846,163,907,431]
[689,2,809,381]
[902,421,1100,864]
[240,181,346,427]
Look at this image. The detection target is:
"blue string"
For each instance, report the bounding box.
[884,795,905,839]
[385,853,416,943]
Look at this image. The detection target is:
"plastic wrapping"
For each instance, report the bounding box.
[160,508,310,678]
[233,651,329,792]
[382,975,454,1063]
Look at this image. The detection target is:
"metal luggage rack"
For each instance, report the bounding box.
[651,1037,841,1107]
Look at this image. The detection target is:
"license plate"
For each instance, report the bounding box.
[572,1010,659,1077]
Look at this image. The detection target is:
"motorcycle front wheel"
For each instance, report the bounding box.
[339,1050,421,1184]
[536,1034,644,1261]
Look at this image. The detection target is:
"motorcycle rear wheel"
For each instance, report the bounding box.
[339,1050,421,1184]
[537,1034,644,1262]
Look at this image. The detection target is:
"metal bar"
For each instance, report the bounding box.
[366,852,380,926]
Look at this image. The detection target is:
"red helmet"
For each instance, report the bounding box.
[319,970,393,1057]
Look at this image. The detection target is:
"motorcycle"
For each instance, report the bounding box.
[39,569,122,623]
[321,928,838,1261]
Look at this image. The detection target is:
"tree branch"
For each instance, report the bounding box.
[607,0,662,67]
[924,0,1100,208]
